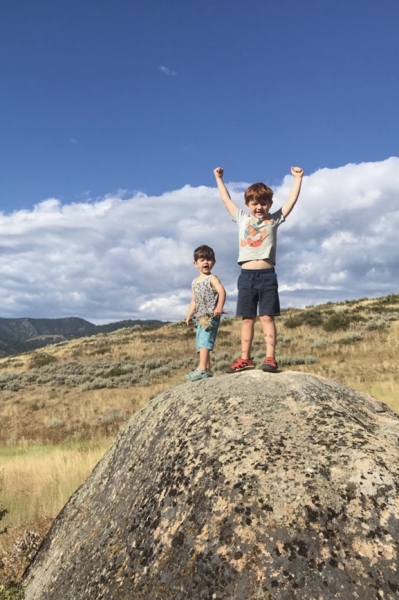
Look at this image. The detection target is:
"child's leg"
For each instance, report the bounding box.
[192,318,220,374]
[198,347,211,371]
[259,314,276,358]
[241,317,256,359]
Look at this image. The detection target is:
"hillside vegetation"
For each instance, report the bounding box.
[0,316,166,358]
[0,293,398,588]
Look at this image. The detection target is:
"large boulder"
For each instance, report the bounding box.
[23,371,399,600]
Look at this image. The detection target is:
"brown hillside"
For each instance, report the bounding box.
[0,294,398,447]
[0,294,398,590]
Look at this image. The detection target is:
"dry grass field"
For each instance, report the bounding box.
[1,293,398,588]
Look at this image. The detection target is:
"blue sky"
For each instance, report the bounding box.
[0,0,398,321]
[2,0,398,208]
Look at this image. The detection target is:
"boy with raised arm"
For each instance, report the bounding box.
[214,166,304,372]
[185,244,226,381]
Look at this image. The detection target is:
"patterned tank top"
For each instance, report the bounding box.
[192,275,219,318]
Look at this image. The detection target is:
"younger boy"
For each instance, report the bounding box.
[213,165,304,373]
[185,245,226,382]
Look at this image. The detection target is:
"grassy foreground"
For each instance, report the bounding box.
[0,293,398,586]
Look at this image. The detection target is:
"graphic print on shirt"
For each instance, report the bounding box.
[193,275,218,319]
[240,217,274,248]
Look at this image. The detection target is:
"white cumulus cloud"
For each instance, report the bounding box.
[0,157,398,323]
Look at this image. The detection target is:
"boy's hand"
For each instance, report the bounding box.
[291,166,304,178]
[214,167,224,179]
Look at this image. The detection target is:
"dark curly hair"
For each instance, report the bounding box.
[193,245,216,262]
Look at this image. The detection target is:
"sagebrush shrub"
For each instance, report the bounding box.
[310,338,327,349]
[276,355,317,366]
[322,314,350,332]
[364,319,387,331]
[47,418,64,429]
[284,315,303,329]
[29,354,57,369]
[277,335,291,346]
[339,332,363,345]
[100,408,126,424]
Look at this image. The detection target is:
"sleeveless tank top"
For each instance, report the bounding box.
[192,275,218,318]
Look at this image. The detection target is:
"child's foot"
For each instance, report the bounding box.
[261,357,278,372]
[185,368,211,381]
[226,358,255,373]
[204,370,213,377]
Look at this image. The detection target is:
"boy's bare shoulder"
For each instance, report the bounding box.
[210,274,225,289]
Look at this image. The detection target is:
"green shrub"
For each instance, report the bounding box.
[104,366,128,378]
[0,583,25,599]
[213,361,231,372]
[150,366,171,379]
[373,294,399,305]
[276,355,317,366]
[303,311,324,327]
[348,314,366,323]
[28,353,57,369]
[213,352,232,361]
[364,319,388,331]
[383,312,399,321]
[220,317,235,325]
[284,315,304,329]
[100,408,127,424]
[310,338,327,349]
[252,339,264,349]
[339,332,363,345]
[145,359,166,370]
[216,330,231,338]
[168,321,185,328]
[322,314,350,332]
[276,335,291,346]
[47,418,64,429]
[89,347,108,356]
[0,373,19,390]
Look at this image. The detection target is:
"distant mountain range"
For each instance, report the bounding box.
[0,317,167,358]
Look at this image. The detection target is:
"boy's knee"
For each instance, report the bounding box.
[260,314,274,322]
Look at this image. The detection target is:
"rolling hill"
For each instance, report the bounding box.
[0,316,167,357]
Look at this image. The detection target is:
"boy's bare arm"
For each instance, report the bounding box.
[213,167,238,217]
[185,290,196,325]
[211,275,226,317]
[282,167,304,218]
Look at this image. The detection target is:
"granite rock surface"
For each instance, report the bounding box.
[23,371,399,599]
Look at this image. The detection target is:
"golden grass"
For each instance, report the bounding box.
[0,295,399,580]
[0,439,111,538]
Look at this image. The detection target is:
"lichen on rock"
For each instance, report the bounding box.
[23,371,399,599]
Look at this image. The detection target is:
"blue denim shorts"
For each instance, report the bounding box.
[195,316,221,351]
[236,268,280,317]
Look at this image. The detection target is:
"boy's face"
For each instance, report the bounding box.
[194,256,215,275]
[246,199,273,220]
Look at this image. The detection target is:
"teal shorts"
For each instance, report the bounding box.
[195,316,220,351]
